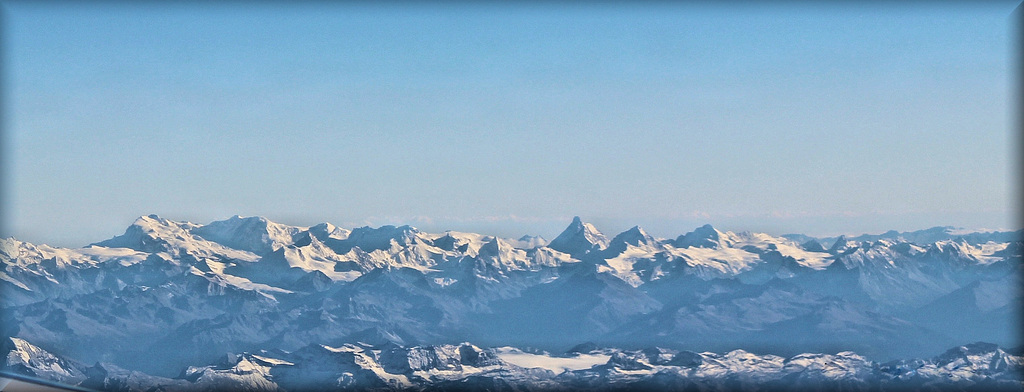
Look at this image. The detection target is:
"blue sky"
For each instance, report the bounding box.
[2,2,1018,247]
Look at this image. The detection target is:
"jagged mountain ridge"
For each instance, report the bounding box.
[1,215,1020,383]
[4,336,1023,391]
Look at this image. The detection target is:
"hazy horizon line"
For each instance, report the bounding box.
[5,210,1018,249]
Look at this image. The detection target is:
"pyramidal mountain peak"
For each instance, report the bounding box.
[477,237,503,255]
[828,235,854,254]
[308,222,350,241]
[801,239,827,253]
[546,216,610,257]
[610,225,655,247]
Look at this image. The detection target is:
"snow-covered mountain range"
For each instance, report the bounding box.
[2,215,1021,390]
[6,336,1023,391]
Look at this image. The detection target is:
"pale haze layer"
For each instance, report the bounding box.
[2,2,1018,247]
